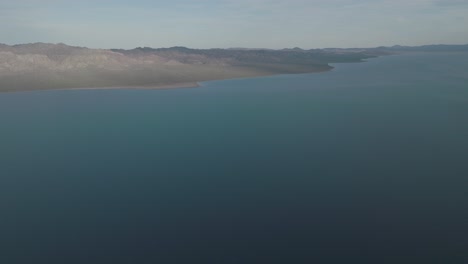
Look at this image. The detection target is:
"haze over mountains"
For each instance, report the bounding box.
[1,43,467,92]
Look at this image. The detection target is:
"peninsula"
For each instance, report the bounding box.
[1,43,466,92]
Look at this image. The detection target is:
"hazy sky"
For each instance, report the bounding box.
[1,0,468,49]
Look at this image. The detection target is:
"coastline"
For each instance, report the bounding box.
[2,41,382,93]
[0,82,201,94]
[56,82,201,91]
[0,68,334,94]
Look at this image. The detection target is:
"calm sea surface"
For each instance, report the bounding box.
[1,53,467,264]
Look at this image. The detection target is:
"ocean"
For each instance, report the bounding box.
[0,52,467,263]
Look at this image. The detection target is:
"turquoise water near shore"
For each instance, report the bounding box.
[1,53,467,263]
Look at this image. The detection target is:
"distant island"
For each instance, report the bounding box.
[1,43,467,92]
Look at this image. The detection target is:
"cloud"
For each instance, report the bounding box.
[0,0,467,48]
[435,0,468,6]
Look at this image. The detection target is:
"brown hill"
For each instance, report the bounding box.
[0,43,374,92]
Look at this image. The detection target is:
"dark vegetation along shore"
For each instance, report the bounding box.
[0,43,467,92]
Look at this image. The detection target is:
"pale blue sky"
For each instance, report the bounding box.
[1,0,467,49]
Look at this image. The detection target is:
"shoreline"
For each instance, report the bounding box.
[0,67,337,94]
[0,82,201,94]
[56,82,201,91]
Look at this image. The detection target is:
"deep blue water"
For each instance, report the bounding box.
[0,53,467,264]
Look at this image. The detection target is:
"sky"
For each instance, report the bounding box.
[1,0,468,49]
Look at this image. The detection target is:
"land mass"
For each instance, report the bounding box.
[0,43,466,92]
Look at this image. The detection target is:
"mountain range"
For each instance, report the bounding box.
[0,43,466,92]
